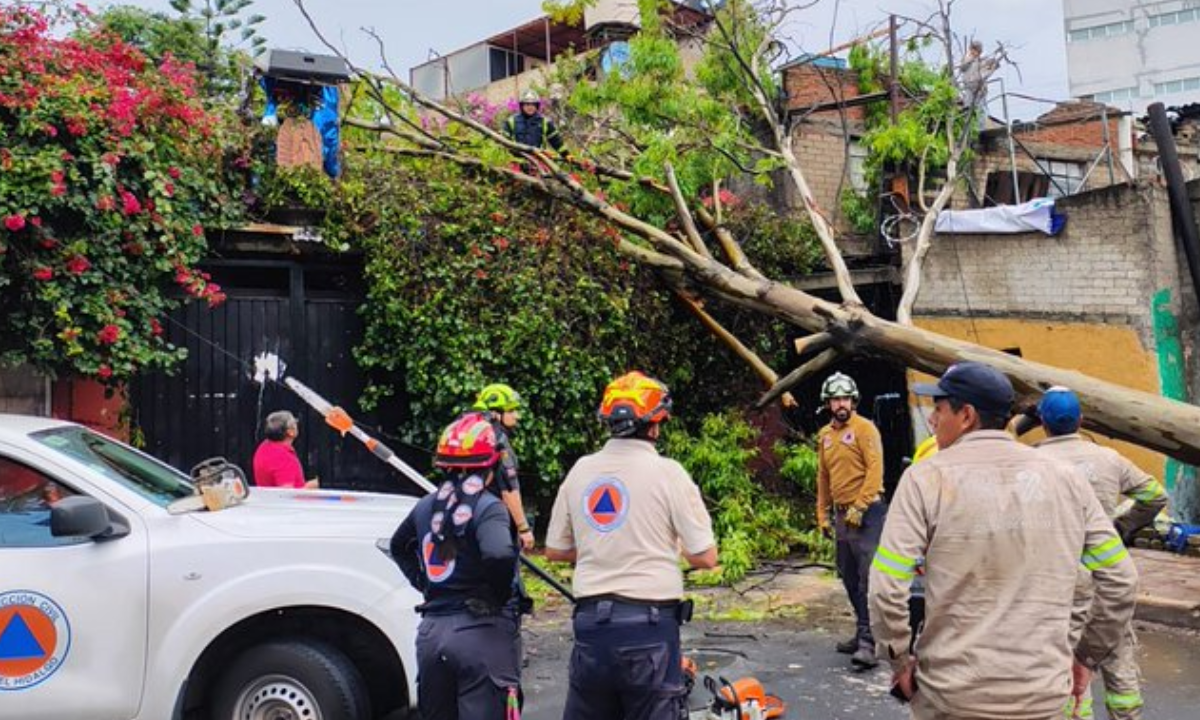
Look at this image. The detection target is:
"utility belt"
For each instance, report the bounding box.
[416,596,517,619]
[574,594,695,625]
[836,495,880,512]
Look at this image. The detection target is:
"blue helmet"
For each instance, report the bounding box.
[1038,386,1082,435]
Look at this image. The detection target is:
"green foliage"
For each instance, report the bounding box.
[0,5,240,382]
[663,412,803,583]
[725,200,822,279]
[258,165,336,211]
[167,0,265,96]
[847,41,966,195]
[775,440,819,495]
[839,188,876,236]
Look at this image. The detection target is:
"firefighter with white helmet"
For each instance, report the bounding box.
[505,88,568,156]
[816,371,887,669]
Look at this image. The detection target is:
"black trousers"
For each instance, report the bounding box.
[835,500,887,650]
[415,612,521,720]
[562,599,689,720]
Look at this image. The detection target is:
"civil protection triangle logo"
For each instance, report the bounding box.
[0,591,71,691]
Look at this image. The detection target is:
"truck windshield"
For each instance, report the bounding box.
[31,427,196,507]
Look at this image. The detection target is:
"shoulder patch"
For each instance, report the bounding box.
[582,476,630,533]
[841,430,856,446]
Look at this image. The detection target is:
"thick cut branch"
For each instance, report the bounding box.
[665,163,713,259]
[756,348,840,409]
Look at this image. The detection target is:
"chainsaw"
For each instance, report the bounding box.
[703,675,786,720]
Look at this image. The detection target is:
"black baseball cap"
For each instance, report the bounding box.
[912,361,1015,417]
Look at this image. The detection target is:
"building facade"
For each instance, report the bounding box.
[1064,0,1200,111]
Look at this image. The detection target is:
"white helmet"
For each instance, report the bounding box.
[820,372,859,402]
[519,89,541,105]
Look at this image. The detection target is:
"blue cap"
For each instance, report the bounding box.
[912,361,1015,417]
[1038,386,1081,435]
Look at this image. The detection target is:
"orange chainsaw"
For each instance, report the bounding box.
[704,675,786,720]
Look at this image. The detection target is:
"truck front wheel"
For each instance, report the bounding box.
[210,640,371,720]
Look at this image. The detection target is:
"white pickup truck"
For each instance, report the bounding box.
[0,414,421,720]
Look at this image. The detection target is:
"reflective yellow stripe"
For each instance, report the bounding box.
[872,546,916,581]
[1082,536,1129,570]
[1063,696,1095,719]
[1105,691,1143,710]
[1131,481,1166,503]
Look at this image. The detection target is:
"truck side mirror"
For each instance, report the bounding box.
[51,496,128,540]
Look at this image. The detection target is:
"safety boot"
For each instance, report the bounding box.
[851,645,879,669]
[835,637,858,654]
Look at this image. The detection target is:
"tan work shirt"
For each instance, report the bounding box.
[1036,433,1167,536]
[546,438,715,602]
[868,431,1138,719]
[815,413,884,527]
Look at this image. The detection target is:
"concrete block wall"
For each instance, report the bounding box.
[912,182,1178,335]
[0,365,48,416]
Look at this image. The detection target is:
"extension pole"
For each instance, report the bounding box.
[281,376,576,602]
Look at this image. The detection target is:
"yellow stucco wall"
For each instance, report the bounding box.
[912,317,1166,478]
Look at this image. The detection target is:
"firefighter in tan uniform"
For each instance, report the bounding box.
[816,372,887,668]
[1036,387,1167,720]
[546,371,717,720]
[869,362,1139,720]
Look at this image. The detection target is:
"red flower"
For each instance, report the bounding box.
[150,318,163,336]
[101,152,121,166]
[163,182,175,197]
[4,214,25,232]
[168,166,181,179]
[43,124,58,137]
[65,255,91,275]
[50,184,67,196]
[192,224,204,237]
[66,117,88,136]
[50,170,65,184]
[97,364,113,380]
[39,238,58,249]
[29,216,41,227]
[120,190,142,215]
[494,237,510,251]
[33,266,53,281]
[95,195,115,211]
[96,324,121,345]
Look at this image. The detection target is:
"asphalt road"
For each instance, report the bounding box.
[519,619,1200,720]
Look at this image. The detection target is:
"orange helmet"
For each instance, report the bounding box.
[435,413,501,468]
[597,371,671,437]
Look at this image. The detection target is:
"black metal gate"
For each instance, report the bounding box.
[131,258,420,494]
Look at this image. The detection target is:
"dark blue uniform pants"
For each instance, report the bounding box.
[415,612,520,720]
[563,599,688,720]
[835,500,886,651]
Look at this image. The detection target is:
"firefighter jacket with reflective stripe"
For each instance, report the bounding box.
[1036,433,1167,538]
[815,413,884,527]
[505,112,565,154]
[868,430,1138,720]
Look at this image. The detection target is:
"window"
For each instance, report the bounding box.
[1149,7,1200,28]
[1040,159,1086,198]
[1068,20,1134,42]
[1154,76,1200,95]
[1090,87,1139,103]
[488,47,525,83]
[848,141,869,193]
[0,457,81,547]
[32,427,195,508]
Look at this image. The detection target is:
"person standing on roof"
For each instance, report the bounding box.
[1036,386,1166,720]
[505,90,568,157]
[545,370,717,720]
[870,362,1139,720]
[816,371,887,669]
[472,383,535,551]
[390,413,521,720]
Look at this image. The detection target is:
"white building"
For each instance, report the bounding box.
[1064,0,1200,112]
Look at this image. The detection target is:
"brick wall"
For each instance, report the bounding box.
[783,64,867,123]
[912,182,1179,334]
[786,125,854,217]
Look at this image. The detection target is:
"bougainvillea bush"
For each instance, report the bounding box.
[0,5,232,381]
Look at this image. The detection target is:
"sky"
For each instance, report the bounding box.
[117,0,1070,121]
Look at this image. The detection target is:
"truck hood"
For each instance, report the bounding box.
[190,488,418,540]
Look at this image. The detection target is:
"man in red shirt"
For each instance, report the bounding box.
[252,411,318,489]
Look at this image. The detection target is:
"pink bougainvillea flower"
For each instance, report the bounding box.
[97,364,113,380]
[40,237,59,249]
[65,255,91,275]
[192,224,204,237]
[95,195,115,211]
[4,214,26,232]
[29,216,41,227]
[33,266,53,281]
[96,324,121,345]
[150,318,163,336]
[168,166,181,179]
[120,190,142,215]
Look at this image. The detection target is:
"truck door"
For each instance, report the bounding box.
[0,451,148,719]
